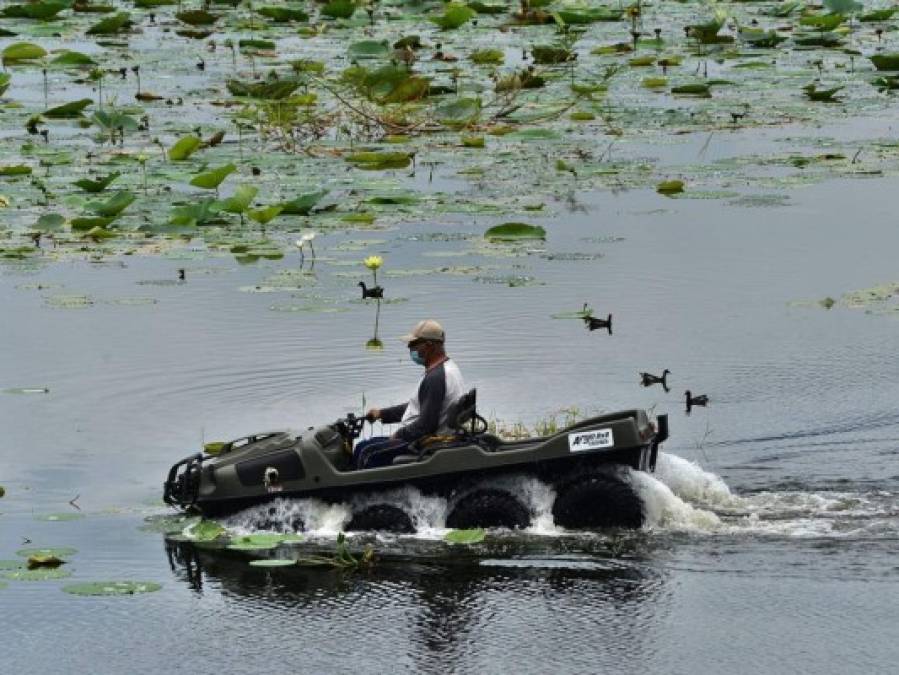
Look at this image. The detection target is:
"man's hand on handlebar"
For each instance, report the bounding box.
[365,408,381,423]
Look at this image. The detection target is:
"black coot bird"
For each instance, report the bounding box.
[685,390,709,413]
[583,313,612,334]
[358,281,384,299]
[640,369,670,392]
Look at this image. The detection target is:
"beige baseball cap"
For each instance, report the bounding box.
[400,319,445,345]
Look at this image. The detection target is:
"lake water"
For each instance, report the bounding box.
[2,154,898,673]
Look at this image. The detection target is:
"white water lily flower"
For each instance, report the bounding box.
[295,231,316,248]
[0,195,9,208]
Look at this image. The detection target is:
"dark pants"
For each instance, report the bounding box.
[353,436,409,469]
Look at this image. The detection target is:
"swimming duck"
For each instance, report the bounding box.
[685,390,709,413]
[640,369,670,392]
[358,281,384,299]
[583,313,612,334]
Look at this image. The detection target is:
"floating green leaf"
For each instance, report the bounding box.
[17,546,78,558]
[249,559,297,567]
[657,180,685,195]
[346,151,412,170]
[470,49,504,65]
[437,98,481,128]
[190,163,236,190]
[218,184,258,214]
[62,581,162,596]
[2,43,47,65]
[432,3,475,30]
[871,54,899,71]
[3,2,68,21]
[170,198,221,226]
[0,73,9,97]
[51,51,97,67]
[74,172,120,193]
[34,213,65,231]
[348,40,389,60]
[258,6,309,22]
[168,135,202,161]
[247,205,283,225]
[227,534,303,551]
[44,98,93,119]
[444,528,486,544]
[87,190,135,217]
[0,165,32,177]
[33,512,85,522]
[226,79,300,99]
[86,12,131,35]
[176,9,218,25]
[5,567,72,581]
[281,189,327,215]
[322,0,356,19]
[186,519,227,541]
[484,222,546,241]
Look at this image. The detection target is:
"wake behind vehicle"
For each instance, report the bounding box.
[163,390,669,531]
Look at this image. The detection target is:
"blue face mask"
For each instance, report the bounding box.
[410,348,425,366]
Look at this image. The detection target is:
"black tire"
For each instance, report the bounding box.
[248,508,304,533]
[346,504,414,533]
[552,472,644,529]
[446,488,530,530]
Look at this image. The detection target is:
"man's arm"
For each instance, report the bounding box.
[395,368,445,442]
[378,403,408,424]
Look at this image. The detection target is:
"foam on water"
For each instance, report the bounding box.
[631,453,899,538]
[223,453,897,541]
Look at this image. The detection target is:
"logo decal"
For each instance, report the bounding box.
[568,428,614,452]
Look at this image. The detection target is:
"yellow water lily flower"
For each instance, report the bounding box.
[363,255,383,270]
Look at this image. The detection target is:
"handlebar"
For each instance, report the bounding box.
[333,412,366,442]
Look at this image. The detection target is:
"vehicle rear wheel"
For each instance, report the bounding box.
[446,488,530,530]
[346,504,414,533]
[552,471,644,529]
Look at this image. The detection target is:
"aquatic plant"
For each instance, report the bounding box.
[364,255,383,286]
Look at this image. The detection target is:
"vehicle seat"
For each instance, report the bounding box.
[447,388,488,435]
[391,389,498,465]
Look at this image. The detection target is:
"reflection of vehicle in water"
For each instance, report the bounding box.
[164,390,668,529]
[164,536,665,672]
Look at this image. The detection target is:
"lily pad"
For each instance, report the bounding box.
[17,546,78,558]
[444,528,486,544]
[185,519,228,541]
[249,559,297,567]
[34,512,85,522]
[86,12,131,35]
[346,151,412,170]
[44,99,93,119]
[432,3,475,30]
[2,42,47,65]
[484,222,546,241]
[62,581,162,596]
[657,180,685,195]
[74,172,120,193]
[168,135,202,161]
[5,567,72,581]
[190,163,236,190]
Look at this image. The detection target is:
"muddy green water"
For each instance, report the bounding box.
[2,2,899,673]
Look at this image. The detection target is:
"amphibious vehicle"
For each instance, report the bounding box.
[164,390,668,531]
